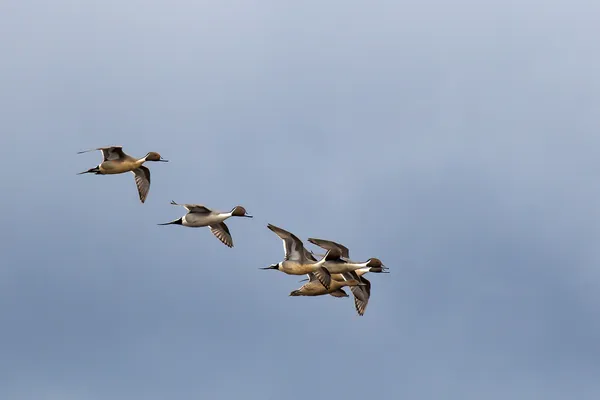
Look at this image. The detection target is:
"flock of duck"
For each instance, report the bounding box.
[78,146,390,316]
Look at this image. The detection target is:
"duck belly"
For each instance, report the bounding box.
[183,213,225,227]
[99,161,135,174]
[281,262,315,276]
[300,282,329,296]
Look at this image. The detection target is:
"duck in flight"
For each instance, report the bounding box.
[261,224,339,289]
[305,237,386,290]
[307,237,388,316]
[77,146,168,203]
[289,272,364,297]
[158,201,253,248]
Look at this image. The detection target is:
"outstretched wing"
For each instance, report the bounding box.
[209,222,234,248]
[351,276,371,316]
[307,238,350,259]
[267,224,305,261]
[303,248,318,262]
[170,201,211,214]
[132,166,150,203]
[78,146,126,162]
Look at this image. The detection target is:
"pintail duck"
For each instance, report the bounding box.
[308,238,388,316]
[302,237,386,290]
[77,146,168,203]
[289,272,364,297]
[261,224,340,289]
[157,201,252,248]
[300,249,388,315]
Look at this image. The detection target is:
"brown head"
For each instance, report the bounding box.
[366,258,384,268]
[231,206,252,218]
[145,152,168,162]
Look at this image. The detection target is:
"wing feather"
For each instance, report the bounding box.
[132,166,150,203]
[308,238,350,258]
[209,222,234,248]
[350,277,371,316]
[267,224,305,261]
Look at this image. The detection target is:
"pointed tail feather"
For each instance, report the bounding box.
[77,166,100,175]
[157,217,183,226]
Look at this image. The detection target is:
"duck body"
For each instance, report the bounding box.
[289,274,361,297]
[181,211,231,227]
[275,260,325,276]
[77,146,168,203]
[98,157,143,174]
[158,201,253,248]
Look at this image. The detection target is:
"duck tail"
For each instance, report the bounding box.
[157,217,183,226]
[77,166,100,175]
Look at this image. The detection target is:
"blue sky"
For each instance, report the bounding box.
[1,0,600,398]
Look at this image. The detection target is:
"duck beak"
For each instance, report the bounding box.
[158,158,169,162]
[244,214,253,218]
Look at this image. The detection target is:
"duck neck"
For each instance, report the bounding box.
[314,256,328,266]
[351,261,370,268]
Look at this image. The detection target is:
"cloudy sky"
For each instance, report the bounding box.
[1,0,600,398]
